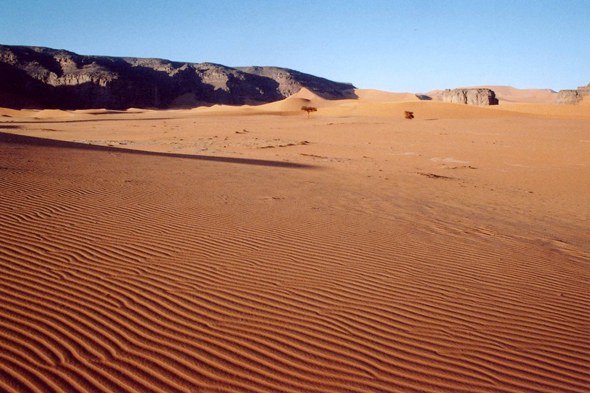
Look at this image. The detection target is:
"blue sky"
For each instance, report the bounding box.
[2,0,588,92]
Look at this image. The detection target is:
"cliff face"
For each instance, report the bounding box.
[0,45,354,109]
[578,83,590,96]
[442,88,499,105]
[555,90,581,105]
[556,83,590,104]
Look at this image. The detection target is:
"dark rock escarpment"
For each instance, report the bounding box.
[0,45,354,109]
[442,88,499,105]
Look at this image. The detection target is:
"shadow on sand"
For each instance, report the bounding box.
[0,132,316,169]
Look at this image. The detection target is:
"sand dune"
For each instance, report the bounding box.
[3,97,590,123]
[248,88,421,114]
[1,102,589,392]
[181,88,331,115]
[290,87,327,101]
[29,109,73,118]
[488,102,590,119]
[352,89,421,102]
[255,88,332,112]
[0,108,24,117]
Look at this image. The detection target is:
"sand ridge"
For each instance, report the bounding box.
[351,89,422,102]
[1,101,589,392]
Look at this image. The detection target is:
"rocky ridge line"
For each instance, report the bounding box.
[0,45,354,110]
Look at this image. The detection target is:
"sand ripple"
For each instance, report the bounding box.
[1,130,589,392]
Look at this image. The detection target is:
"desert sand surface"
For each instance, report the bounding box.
[1,98,589,392]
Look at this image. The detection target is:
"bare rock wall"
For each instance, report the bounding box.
[442,88,499,105]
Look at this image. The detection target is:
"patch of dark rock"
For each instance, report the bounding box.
[446,165,477,170]
[418,172,453,179]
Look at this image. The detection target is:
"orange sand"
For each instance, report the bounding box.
[1,97,589,392]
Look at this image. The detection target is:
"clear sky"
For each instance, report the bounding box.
[2,0,588,92]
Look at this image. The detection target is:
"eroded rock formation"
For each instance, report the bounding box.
[0,45,354,109]
[556,83,590,104]
[555,90,580,104]
[442,88,499,105]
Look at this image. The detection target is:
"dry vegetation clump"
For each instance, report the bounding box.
[404,111,414,119]
[301,106,318,118]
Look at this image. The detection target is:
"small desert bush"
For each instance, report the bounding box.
[404,111,414,120]
[301,106,317,117]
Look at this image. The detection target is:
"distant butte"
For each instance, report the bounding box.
[556,83,590,104]
[442,88,499,106]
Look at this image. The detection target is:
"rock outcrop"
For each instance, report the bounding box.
[556,83,590,104]
[578,83,590,96]
[0,45,354,109]
[555,90,581,104]
[442,88,499,105]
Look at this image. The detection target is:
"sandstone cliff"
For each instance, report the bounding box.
[555,90,581,104]
[0,45,354,109]
[578,83,590,96]
[556,83,590,104]
[442,88,499,105]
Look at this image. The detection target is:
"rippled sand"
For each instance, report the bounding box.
[1,97,589,392]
